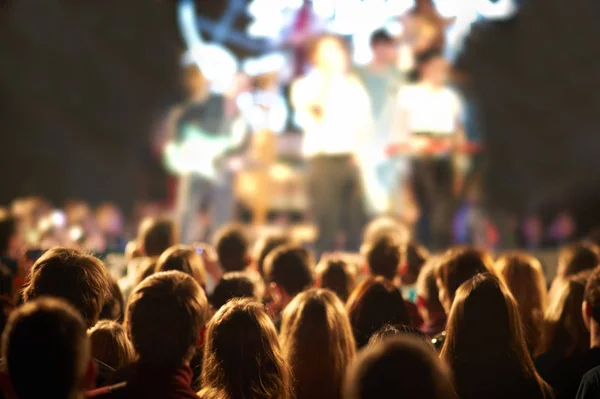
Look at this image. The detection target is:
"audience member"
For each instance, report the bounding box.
[441,273,553,398]
[416,257,446,338]
[210,271,259,310]
[133,256,158,289]
[105,271,209,399]
[577,365,600,399]
[213,223,251,272]
[400,241,429,302]
[549,242,600,301]
[367,323,431,347]
[156,245,207,290]
[362,216,408,246]
[253,233,293,278]
[137,217,177,257]
[100,276,126,322]
[200,299,291,399]
[346,277,410,348]
[536,274,590,398]
[315,256,356,302]
[88,320,135,371]
[280,289,355,399]
[345,335,457,399]
[2,298,96,399]
[496,252,548,356]
[0,213,20,295]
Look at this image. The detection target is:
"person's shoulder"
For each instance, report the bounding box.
[576,366,600,399]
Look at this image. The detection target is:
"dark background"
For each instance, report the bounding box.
[2,0,600,231]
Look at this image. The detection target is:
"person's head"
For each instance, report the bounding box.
[156,245,207,289]
[557,241,600,279]
[441,274,551,398]
[310,34,350,75]
[22,247,110,328]
[280,289,355,399]
[88,320,135,371]
[401,241,429,285]
[213,223,251,273]
[435,247,494,313]
[583,267,600,341]
[126,271,209,368]
[2,298,95,399]
[417,49,449,86]
[253,233,293,278]
[0,212,20,258]
[210,272,260,310]
[264,245,314,309]
[367,323,430,347]
[495,253,548,355]
[95,203,123,237]
[370,28,397,65]
[201,299,291,399]
[346,277,410,348]
[416,257,445,326]
[134,256,158,288]
[99,276,126,322]
[363,234,402,281]
[362,216,408,246]
[137,217,177,257]
[543,273,589,357]
[315,256,356,302]
[345,335,456,399]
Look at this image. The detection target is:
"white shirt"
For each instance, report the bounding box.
[397,83,463,135]
[291,71,374,157]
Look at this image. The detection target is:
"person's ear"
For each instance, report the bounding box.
[84,359,98,390]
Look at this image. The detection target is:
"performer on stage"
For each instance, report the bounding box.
[395,50,466,250]
[163,65,246,243]
[291,34,374,256]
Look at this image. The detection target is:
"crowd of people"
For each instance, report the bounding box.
[1,203,600,399]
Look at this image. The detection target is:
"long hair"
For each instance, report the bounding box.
[280,289,355,399]
[440,274,552,399]
[495,253,548,356]
[346,277,410,349]
[201,299,291,399]
[541,274,589,358]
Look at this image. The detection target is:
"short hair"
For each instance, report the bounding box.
[89,320,135,371]
[126,271,209,367]
[315,257,356,302]
[370,28,394,47]
[368,323,430,347]
[585,267,600,323]
[213,224,250,272]
[363,234,402,281]
[156,245,207,289]
[210,272,258,310]
[264,245,314,297]
[558,241,600,278]
[403,241,429,278]
[0,213,16,255]
[3,298,90,399]
[100,276,126,322]
[254,233,293,277]
[345,335,456,399]
[137,217,177,257]
[22,247,110,328]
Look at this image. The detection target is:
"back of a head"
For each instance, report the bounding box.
[435,247,494,310]
[214,223,250,272]
[134,256,158,288]
[316,258,356,302]
[156,245,207,289]
[346,277,410,348]
[345,335,456,399]
[3,298,90,399]
[416,257,444,313]
[364,234,402,281]
[22,247,109,328]
[281,289,356,399]
[126,271,208,368]
[403,241,429,280]
[368,324,430,347]
[89,320,135,371]
[254,233,293,278]
[100,276,126,322]
[138,217,176,257]
[211,272,258,310]
[585,266,600,325]
[264,245,314,297]
[362,216,408,247]
[201,299,290,399]
[558,241,600,278]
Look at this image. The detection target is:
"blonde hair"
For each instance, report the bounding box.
[495,253,548,356]
[280,289,356,399]
[88,320,135,370]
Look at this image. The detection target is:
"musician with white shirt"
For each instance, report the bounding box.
[291,34,374,256]
[395,50,466,250]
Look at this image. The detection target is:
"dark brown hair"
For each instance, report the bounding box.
[210,272,259,310]
[137,217,177,257]
[253,233,293,278]
[100,276,126,322]
[363,234,402,281]
[201,299,291,399]
[264,245,314,297]
[156,245,207,289]
[89,320,135,370]
[22,247,109,328]
[315,257,356,302]
[213,223,250,272]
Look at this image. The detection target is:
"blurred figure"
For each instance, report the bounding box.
[89,320,135,371]
[399,241,429,303]
[2,298,96,399]
[315,256,357,303]
[210,272,260,311]
[133,257,159,292]
[291,34,373,256]
[345,335,456,399]
[156,245,207,291]
[536,274,590,398]
[213,223,251,273]
[496,253,548,356]
[200,299,291,399]
[96,203,126,254]
[137,217,177,257]
[100,276,126,322]
[441,274,553,398]
[253,233,293,278]
[280,289,355,399]
[416,257,446,339]
[346,277,410,349]
[549,241,600,302]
